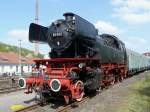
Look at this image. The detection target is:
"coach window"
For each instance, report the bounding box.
[16,66,18,72]
[28,66,30,72]
[10,65,13,69]
[2,65,4,73]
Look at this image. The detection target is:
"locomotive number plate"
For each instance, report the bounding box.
[53,32,63,37]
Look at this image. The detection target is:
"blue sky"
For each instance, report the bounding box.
[0,0,150,56]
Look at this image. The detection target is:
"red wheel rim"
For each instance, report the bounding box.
[74,80,84,101]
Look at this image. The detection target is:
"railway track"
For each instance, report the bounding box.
[0,76,31,94]
[0,86,23,94]
[57,97,89,112]
[12,82,115,112]
[0,75,32,81]
[13,96,89,112]
[14,104,40,112]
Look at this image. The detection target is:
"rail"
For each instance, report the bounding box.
[0,86,24,94]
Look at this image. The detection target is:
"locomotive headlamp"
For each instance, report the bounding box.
[50,79,61,92]
[79,63,86,69]
[18,78,26,88]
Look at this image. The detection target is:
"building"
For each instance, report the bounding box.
[0,52,35,76]
[143,52,150,57]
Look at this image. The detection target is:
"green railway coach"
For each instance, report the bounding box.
[126,49,150,72]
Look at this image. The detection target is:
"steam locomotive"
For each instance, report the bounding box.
[18,12,150,104]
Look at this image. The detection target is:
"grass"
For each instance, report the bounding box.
[117,73,150,112]
[0,42,44,58]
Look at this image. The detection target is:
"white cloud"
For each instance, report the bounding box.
[112,0,150,10]
[7,29,28,41]
[122,36,149,53]
[95,20,121,34]
[111,0,123,5]
[111,0,150,24]
[122,12,150,24]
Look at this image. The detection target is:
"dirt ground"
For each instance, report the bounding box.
[70,71,150,112]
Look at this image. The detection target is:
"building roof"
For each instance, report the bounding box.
[0,52,35,65]
[143,52,150,57]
